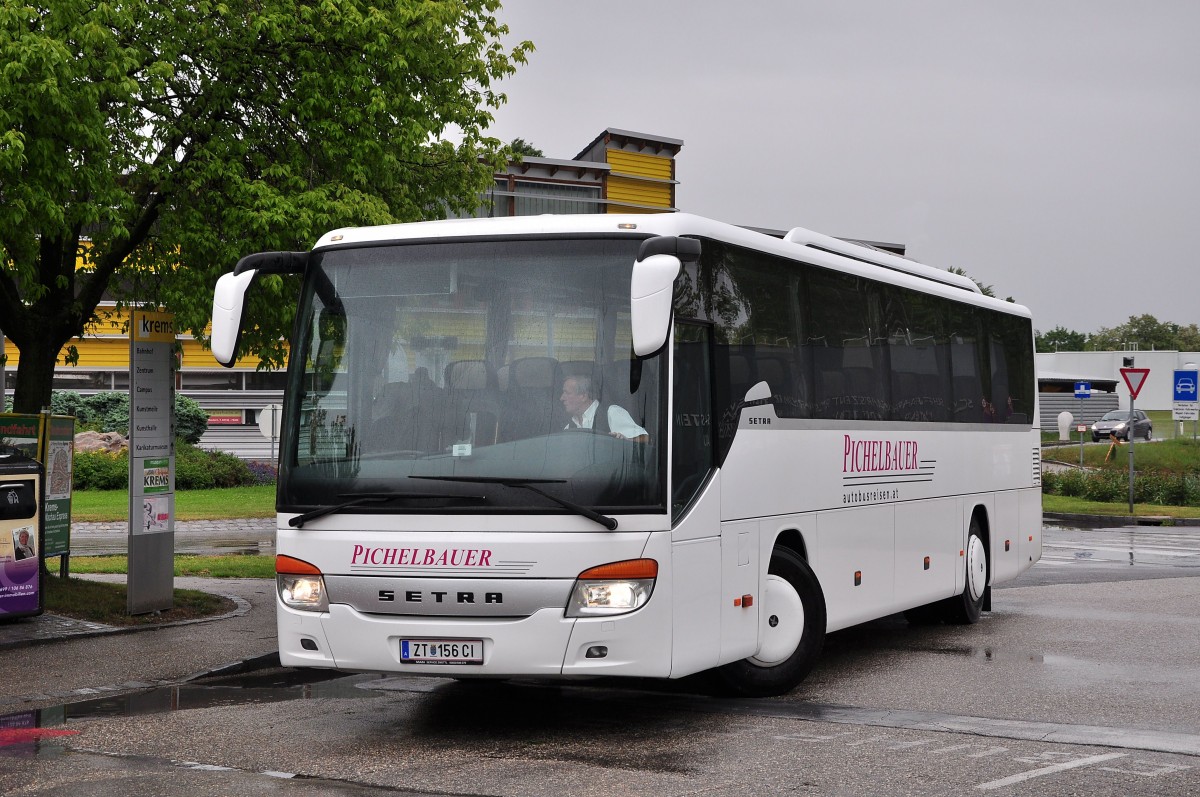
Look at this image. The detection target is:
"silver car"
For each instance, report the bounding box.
[1091,409,1152,442]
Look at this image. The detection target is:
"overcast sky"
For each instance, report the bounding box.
[488,1,1199,336]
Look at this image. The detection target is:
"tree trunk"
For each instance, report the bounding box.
[9,336,66,414]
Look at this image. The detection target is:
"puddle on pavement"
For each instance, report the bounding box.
[0,668,373,756]
[915,644,1046,663]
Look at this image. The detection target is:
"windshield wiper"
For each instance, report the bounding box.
[288,492,485,528]
[411,476,619,530]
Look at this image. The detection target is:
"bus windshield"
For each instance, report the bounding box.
[278,237,664,519]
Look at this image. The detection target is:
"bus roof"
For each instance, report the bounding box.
[314,213,1029,319]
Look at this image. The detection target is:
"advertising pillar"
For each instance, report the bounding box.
[0,449,43,619]
[128,309,176,614]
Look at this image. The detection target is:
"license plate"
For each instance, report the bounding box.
[400,638,484,664]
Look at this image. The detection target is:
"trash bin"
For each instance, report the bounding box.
[0,448,44,620]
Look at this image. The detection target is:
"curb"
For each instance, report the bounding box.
[0,591,252,652]
[183,651,282,682]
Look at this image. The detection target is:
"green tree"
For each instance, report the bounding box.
[1176,323,1200,352]
[1035,326,1088,353]
[0,0,531,413]
[510,137,544,158]
[1089,314,1181,352]
[945,266,1007,301]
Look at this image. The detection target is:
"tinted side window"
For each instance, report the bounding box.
[807,268,888,420]
[886,286,952,422]
[681,240,812,458]
[987,313,1035,424]
[671,237,1033,430]
[947,303,985,422]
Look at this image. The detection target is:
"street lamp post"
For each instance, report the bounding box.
[1125,356,1136,514]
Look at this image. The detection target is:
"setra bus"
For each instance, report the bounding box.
[210,213,1041,696]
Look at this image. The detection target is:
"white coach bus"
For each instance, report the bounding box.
[210,213,1041,696]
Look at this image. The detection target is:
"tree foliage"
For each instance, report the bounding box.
[1089,314,1196,353]
[1035,316,1200,353]
[1035,325,1088,353]
[0,0,531,412]
[509,137,544,158]
[946,266,995,298]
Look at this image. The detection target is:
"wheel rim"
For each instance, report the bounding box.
[749,574,805,667]
[965,535,987,602]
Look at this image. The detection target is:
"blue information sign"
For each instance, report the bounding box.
[1074,381,1091,399]
[1174,370,1198,402]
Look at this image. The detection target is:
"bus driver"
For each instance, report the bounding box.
[559,375,648,442]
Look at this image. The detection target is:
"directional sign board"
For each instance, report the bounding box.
[1120,367,1150,400]
[1074,381,1091,399]
[128,309,176,615]
[1174,369,1198,421]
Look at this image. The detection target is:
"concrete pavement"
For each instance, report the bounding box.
[0,575,279,713]
[2,513,1194,716]
[0,515,279,712]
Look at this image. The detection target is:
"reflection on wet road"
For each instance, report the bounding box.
[1009,524,1200,587]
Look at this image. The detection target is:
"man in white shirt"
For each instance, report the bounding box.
[560,375,648,442]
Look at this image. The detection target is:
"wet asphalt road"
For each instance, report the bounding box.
[2,522,1199,796]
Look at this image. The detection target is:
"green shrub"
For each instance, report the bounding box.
[87,392,130,433]
[173,395,209,444]
[50,391,87,419]
[174,441,254,489]
[73,450,129,490]
[50,391,209,443]
[1043,465,1200,507]
[74,440,255,490]
[1083,471,1125,503]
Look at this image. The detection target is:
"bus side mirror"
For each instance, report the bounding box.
[211,270,257,367]
[630,254,681,357]
[210,250,310,367]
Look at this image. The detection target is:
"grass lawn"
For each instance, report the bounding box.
[1043,436,1200,469]
[1042,494,1200,519]
[44,575,235,626]
[69,554,276,578]
[72,484,275,521]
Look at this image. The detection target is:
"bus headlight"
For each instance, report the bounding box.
[276,555,329,612]
[566,559,657,617]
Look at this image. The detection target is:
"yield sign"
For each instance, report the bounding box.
[1121,367,1150,399]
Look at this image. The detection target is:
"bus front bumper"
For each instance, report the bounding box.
[277,600,673,679]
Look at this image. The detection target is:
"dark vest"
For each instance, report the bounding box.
[569,403,610,434]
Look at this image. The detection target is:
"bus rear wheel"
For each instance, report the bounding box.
[715,547,825,698]
[945,520,988,624]
[904,519,988,626]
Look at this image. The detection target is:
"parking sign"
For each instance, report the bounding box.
[1174,369,1198,421]
[1174,370,1198,402]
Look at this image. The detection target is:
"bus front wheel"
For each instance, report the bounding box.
[715,547,826,698]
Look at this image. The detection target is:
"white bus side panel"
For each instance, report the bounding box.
[670,537,722,676]
[668,474,762,677]
[895,497,959,610]
[815,504,896,632]
[1019,488,1043,573]
[991,490,1022,584]
[720,518,761,662]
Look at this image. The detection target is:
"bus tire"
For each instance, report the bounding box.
[945,519,987,624]
[715,547,825,697]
